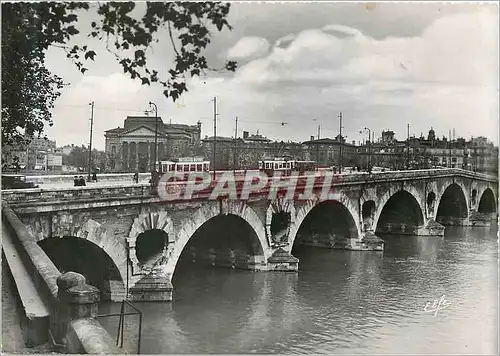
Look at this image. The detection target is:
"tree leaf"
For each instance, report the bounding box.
[84,50,96,60]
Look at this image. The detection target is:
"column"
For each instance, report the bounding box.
[135,141,139,172]
[147,141,151,172]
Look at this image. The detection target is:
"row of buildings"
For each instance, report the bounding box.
[14,137,64,172]
[11,116,496,175]
[12,139,97,173]
[103,116,498,175]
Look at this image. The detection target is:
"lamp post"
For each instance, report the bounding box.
[148,101,158,172]
[87,101,94,180]
[313,118,321,164]
[212,97,217,180]
[362,127,371,171]
[338,112,343,174]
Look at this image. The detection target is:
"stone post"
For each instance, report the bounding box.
[54,272,100,345]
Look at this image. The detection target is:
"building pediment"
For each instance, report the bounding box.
[120,125,167,138]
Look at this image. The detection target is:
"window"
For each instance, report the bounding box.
[197,164,202,171]
[111,146,116,155]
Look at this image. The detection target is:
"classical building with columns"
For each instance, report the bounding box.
[105,116,202,172]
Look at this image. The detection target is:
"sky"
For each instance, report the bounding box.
[44,1,499,151]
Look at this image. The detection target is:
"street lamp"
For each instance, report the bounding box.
[148,101,158,172]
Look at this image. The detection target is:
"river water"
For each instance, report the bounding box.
[99,224,498,354]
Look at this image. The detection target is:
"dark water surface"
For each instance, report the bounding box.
[99,225,498,354]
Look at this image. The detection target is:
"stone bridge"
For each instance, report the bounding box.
[2,169,497,302]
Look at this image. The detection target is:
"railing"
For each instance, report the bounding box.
[97,299,142,354]
[2,168,497,206]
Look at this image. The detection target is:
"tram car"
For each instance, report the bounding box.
[258,158,317,176]
[157,157,210,181]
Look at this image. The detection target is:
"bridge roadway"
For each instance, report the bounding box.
[5,168,497,205]
[2,168,498,303]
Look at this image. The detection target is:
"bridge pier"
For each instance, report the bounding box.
[415,219,446,236]
[358,232,385,251]
[376,220,446,237]
[128,274,173,302]
[436,216,472,227]
[292,231,384,252]
[266,248,299,272]
[469,213,496,226]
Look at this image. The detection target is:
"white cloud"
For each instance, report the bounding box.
[46,6,499,149]
[210,10,498,144]
[227,36,270,61]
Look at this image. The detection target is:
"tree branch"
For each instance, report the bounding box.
[167,20,180,57]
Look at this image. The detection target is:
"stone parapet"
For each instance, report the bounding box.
[53,272,121,353]
[66,318,122,354]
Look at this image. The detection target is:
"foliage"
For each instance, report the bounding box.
[1,1,236,168]
[63,146,107,171]
[62,145,87,168]
[1,3,67,168]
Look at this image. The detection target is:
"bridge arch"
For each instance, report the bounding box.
[165,201,269,277]
[374,189,425,235]
[436,183,469,225]
[51,216,128,296]
[128,211,175,275]
[478,188,497,214]
[38,236,125,301]
[288,195,360,251]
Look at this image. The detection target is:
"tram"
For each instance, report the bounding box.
[157,157,210,174]
[258,158,317,176]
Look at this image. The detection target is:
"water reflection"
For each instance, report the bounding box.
[99,224,497,354]
[170,267,264,353]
